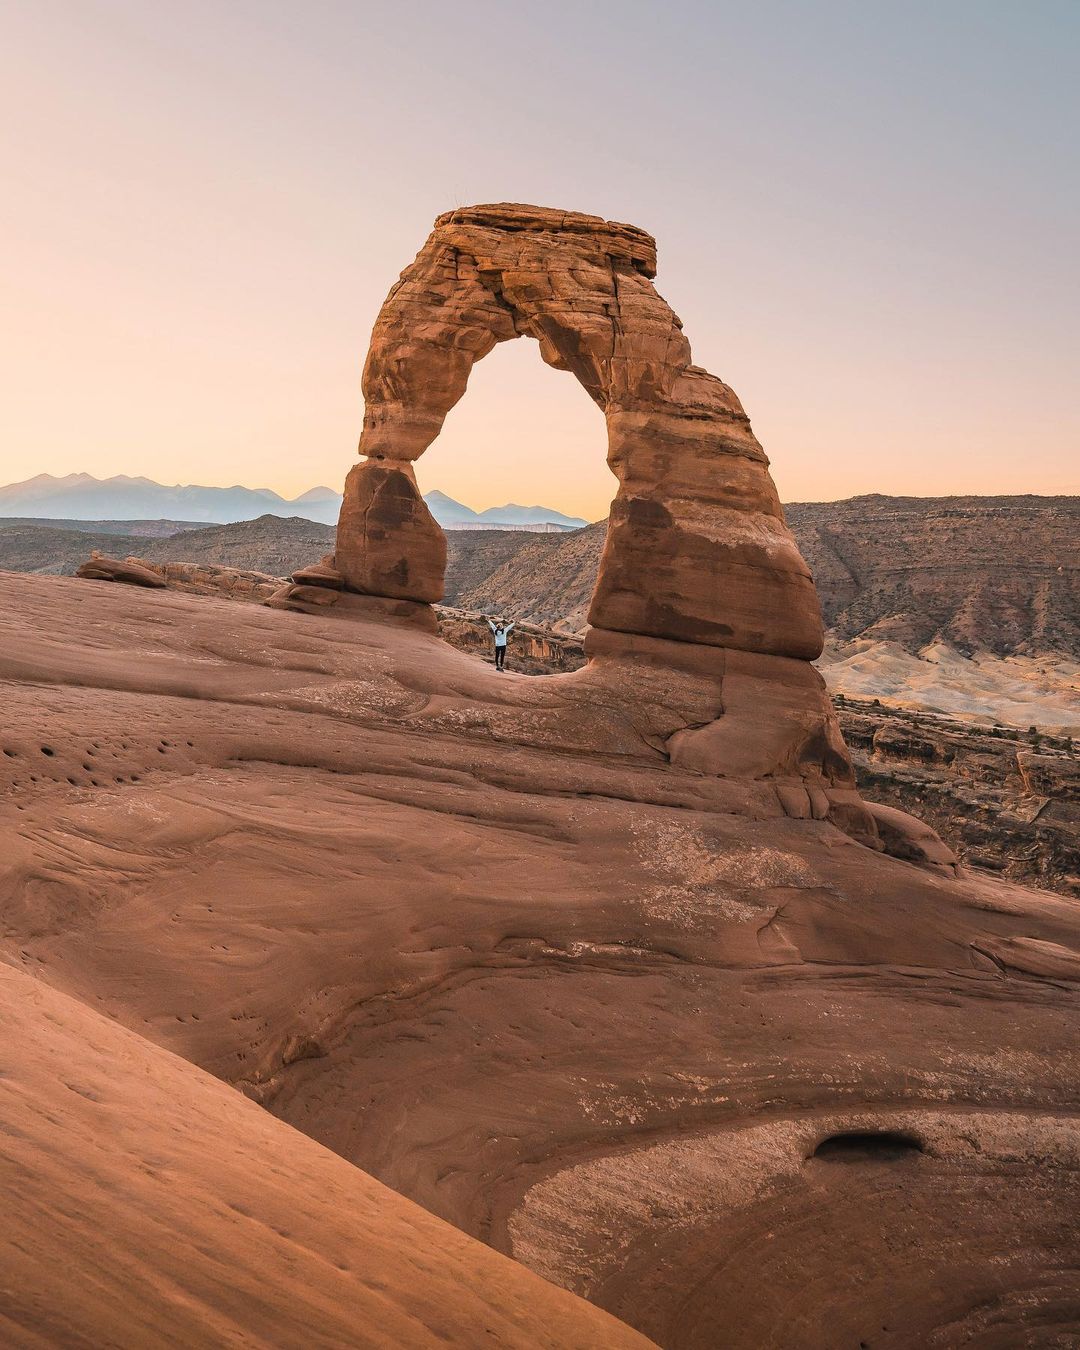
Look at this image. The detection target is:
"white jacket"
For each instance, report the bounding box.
[487,620,515,647]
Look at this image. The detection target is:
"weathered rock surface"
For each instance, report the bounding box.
[75,551,167,588]
[336,462,446,601]
[78,552,285,602]
[0,962,645,1349]
[432,613,1080,897]
[2,571,1079,1347]
[788,494,1080,655]
[336,203,823,658]
[840,698,1080,896]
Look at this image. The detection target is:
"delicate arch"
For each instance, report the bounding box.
[335,203,823,660]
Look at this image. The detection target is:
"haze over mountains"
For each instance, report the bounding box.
[0,473,587,531]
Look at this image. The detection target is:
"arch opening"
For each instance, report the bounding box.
[415,335,613,531]
[414,336,614,656]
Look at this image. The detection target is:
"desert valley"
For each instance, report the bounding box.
[2,198,1079,1348]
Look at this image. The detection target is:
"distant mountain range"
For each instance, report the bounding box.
[0,474,588,532]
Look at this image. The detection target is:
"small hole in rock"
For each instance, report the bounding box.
[811,1130,923,1162]
[40,746,55,756]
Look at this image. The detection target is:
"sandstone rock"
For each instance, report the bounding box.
[842,700,1079,896]
[665,649,851,783]
[775,783,812,819]
[154,560,283,602]
[0,964,645,1348]
[338,203,823,658]
[266,582,342,611]
[266,583,440,632]
[290,554,344,589]
[864,801,960,874]
[75,553,166,588]
[5,571,1079,1347]
[336,462,445,602]
[1017,750,1080,799]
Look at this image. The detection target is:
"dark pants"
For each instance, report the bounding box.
[494,644,506,670]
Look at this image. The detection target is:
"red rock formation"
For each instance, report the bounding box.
[76,551,167,588]
[2,571,1078,1347]
[267,203,865,824]
[334,203,822,659]
[336,461,445,601]
[0,962,647,1348]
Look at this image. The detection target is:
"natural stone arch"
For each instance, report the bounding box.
[335,203,824,661]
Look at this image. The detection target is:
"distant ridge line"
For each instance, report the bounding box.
[0,473,589,532]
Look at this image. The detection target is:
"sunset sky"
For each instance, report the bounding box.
[3,0,1077,521]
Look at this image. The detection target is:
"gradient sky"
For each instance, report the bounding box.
[2,0,1077,520]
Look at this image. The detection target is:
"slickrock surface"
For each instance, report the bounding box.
[331,203,823,658]
[424,616,1080,897]
[0,963,646,1349]
[3,570,1079,1347]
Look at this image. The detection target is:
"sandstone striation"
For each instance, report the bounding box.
[841,699,1080,895]
[2,571,1079,1346]
[325,203,823,659]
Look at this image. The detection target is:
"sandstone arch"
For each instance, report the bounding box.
[334,203,824,660]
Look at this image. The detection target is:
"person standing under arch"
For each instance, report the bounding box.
[484,616,515,671]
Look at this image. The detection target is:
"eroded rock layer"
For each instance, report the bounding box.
[335,203,823,659]
[2,573,1078,1347]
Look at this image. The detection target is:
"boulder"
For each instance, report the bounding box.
[864,800,959,874]
[75,553,166,589]
[291,555,344,590]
